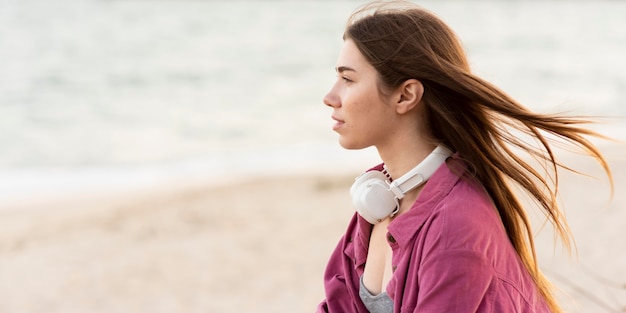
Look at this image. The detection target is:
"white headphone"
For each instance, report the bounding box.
[350,144,453,224]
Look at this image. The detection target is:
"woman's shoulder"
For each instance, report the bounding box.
[426,176,507,251]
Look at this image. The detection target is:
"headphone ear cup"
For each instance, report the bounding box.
[350,171,386,197]
[350,171,398,224]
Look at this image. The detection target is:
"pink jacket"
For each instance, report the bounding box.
[317,157,550,312]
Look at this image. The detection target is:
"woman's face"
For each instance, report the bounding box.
[323,39,397,150]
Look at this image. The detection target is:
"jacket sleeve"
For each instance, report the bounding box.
[317,213,368,313]
[316,234,362,313]
[316,301,329,313]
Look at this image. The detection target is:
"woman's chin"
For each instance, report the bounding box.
[338,138,368,150]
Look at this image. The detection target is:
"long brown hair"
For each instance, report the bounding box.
[344,1,613,312]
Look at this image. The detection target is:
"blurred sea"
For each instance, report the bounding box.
[1,0,625,206]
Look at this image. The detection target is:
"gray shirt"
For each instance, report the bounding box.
[359,276,393,313]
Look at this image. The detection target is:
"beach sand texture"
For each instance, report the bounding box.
[0,144,624,313]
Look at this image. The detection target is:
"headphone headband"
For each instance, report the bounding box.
[387,145,453,199]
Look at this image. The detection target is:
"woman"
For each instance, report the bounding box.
[318,1,612,313]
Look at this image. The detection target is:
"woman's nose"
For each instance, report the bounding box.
[323,87,340,108]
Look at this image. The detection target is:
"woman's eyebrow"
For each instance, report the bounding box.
[336,66,357,74]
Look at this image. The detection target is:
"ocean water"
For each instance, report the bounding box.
[1,0,625,205]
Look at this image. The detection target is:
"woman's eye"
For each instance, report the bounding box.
[335,74,353,83]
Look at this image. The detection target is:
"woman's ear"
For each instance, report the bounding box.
[394,79,424,114]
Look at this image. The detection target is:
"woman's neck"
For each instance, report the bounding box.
[377,140,437,182]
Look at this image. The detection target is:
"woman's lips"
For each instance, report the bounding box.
[332,116,344,131]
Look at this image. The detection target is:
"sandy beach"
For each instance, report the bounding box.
[0,143,624,313]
